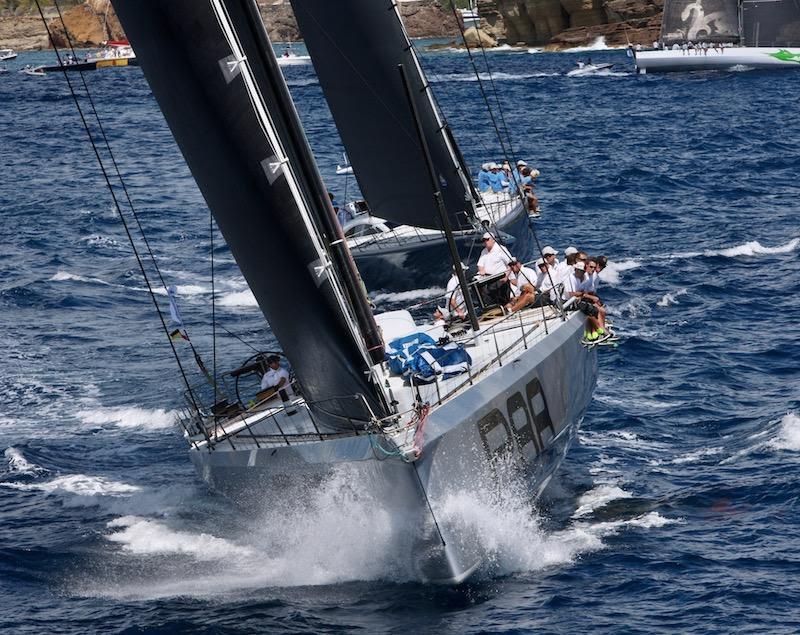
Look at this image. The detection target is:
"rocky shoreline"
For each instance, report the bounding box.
[0,0,662,53]
[0,0,460,51]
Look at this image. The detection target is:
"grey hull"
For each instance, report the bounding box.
[189,312,596,583]
[352,201,535,291]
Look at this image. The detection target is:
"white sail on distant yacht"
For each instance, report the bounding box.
[107,0,598,584]
[633,0,800,73]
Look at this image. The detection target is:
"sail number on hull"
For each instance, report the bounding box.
[477,377,556,464]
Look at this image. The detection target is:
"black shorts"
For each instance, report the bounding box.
[577,300,599,317]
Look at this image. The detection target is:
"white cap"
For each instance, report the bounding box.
[573,261,585,271]
[542,246,557,256]
[489,162,499,169]
[536,258,546,267]
[564,246,578,256]
[516,160,527,167]
[481,162,490,170]
[482,232,493,240]
[529,168,540,178]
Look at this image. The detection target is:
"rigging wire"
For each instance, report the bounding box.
[448,8,567,315]
[210,210,217,406]
[36,0,204,415]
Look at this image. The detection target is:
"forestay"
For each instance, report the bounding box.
[111,0,388,428]
[660,0,740,45]
[290,0,475,231]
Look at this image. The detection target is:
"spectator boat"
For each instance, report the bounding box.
[108,0,598,584]
[0,48,17,61]
[31,40,138,74]
[566,61,614,76]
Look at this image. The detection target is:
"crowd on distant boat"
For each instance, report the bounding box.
[436,235,612,343]
[632,41,737,55]
[477,159,541,216]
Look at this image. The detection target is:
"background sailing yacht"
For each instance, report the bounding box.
[634,0,800,73]
[290,1,534,291]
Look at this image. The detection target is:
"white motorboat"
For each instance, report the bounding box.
[20,65,45,77]
[0,48,16,61]
[107,0,599,584]
[566,61,614,76]
[276,45,311,66]
[633,0,800,73]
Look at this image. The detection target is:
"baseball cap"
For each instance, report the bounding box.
[482,232,493,240]
[536,258,546,267]
[542,246,557,256]
[564,246,578,256]
[516,160,527,167]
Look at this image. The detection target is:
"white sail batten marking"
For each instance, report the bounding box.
[261,155,287,185]
[209,0,375,372]
[219,52,247,83]
[308,257,331,287]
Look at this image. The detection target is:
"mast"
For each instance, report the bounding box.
[399,63,480,333]
[111,0,389,428]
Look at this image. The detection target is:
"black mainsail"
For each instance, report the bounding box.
[742,0,800,46]
[111,0,388,427]
[660,0,740,45]
[289,0,475,231]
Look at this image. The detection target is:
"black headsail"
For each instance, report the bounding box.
[289,0,476,231]
[660,0,740,45]
[111,0,388,428]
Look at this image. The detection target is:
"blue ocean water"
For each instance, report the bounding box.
[1,42,800,633]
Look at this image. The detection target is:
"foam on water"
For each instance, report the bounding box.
[4,446,47,475]
[73,465,664,599]
[431,71,559,83]
[1,473,141,497]
[705,238,799,258]
[769,412,800,451]
[50,270,113,286]
[106,516,255,561]
[599,258,641,286]
[75,406,176,431]
[562,37,623,53]
[573,484,633,517]
[217,289,258,308]
[671,238,799,260]
[650,447,724,466]
[657,288,689,307]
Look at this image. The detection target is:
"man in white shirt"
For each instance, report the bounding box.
[477,232,513,306]
[505,259,538,313]
[533,258,557,306]
[260,355,295,400]
[445,262,468,319]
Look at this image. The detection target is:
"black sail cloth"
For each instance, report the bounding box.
[111,0,387,428]
[290,0,474,231]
